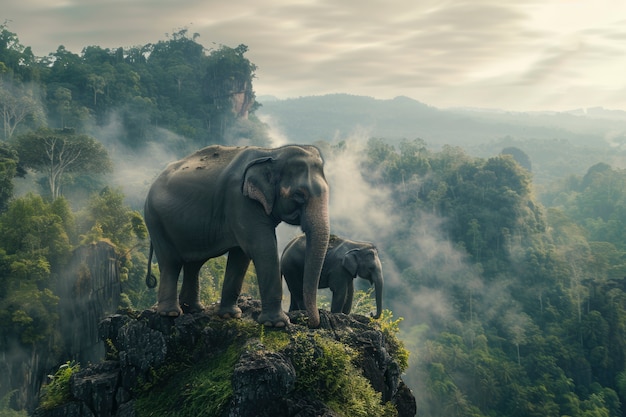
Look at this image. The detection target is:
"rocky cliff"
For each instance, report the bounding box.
[58,241,122,365]
[33,297,416,417]
[0,241,122,413]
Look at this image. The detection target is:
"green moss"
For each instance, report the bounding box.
[289,333,398,417]
[104,338,119,360]
[133,316,270,417]
[259,325,291,351]
[129,312,404,417]
[212,315,262,340]
[38,361,80,411]
[134,345,240,417]
[376,309,410,373]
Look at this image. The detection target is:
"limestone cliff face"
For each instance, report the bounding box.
[229,88,254,119]
[34,298,416,417]
[0,241,121,413]
[58,241,122,365]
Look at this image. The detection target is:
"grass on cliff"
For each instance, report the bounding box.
[134,345,240,417]
[132,316,263,417]
[133,313,403,417]
[37,361,80,411]
[133,318,291,417]
[289,332,397,417]
[377,309,410,372]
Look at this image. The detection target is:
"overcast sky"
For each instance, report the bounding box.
[5,0,626,112]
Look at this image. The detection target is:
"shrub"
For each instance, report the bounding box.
[38,361,80,410]
[289,332,398,417]
[377,309,410,372]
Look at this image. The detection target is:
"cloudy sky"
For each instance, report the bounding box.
[5,0,626,112]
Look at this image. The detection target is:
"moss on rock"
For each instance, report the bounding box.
[34,297,416,417]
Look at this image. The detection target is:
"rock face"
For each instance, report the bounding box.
[34,297,416,417]
[58,241,122,365]
[0,241,121,413]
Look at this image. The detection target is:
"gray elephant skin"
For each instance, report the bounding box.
[281,235,383,319]
[144,144,330,328]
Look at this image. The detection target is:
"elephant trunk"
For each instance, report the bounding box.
[301,191,330,328]
[372,269,384,319]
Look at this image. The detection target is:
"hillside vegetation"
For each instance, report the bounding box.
[2,23,626,417]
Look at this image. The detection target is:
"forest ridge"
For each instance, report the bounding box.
[2,23,626,417]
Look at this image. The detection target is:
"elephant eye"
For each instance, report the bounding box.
[292,190,306,204]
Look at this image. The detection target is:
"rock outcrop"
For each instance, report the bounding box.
[34,297,416,417]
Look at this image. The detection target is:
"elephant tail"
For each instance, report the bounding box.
[145,243,157,289]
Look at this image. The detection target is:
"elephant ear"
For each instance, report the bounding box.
[242,157,275,215]
[342,249,359,277]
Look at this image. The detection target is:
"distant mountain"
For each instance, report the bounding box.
[256,94,626,185]
[257,94,626,147]
[565,106,626,120]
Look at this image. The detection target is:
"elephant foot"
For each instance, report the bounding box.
[156,299,182,317]
[181,301,205,314]
[257,310,290,328]
[218,304,242,319]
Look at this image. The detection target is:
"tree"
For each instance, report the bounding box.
[501,147,532,172]
[77,186,147,248]
[0,141,23,211]
[86,73,106,106]
[363,137,399,184]
[0,194,70,412]
[0,82,44,140]
[13,127,111,199]
[45,85,90,129]
[0,194,72,265]
[0,23,38,82]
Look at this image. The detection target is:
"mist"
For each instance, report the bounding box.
[91,114,530,415]
[266,126,531,410]
[88,113,191,210]
[96,112,530,338]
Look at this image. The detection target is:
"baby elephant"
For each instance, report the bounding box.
[281,234,383,318]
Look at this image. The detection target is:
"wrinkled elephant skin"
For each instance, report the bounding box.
[144,145,330,327]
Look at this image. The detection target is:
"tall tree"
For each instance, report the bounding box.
[501,146,532,172]
[0,141,22,211]
[0,82,44,139]
[77,186,147,247]
[13,127,111,199]
[0,23,38,82]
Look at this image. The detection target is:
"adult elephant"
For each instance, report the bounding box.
[144,144,330,328]
[281,235,383,319]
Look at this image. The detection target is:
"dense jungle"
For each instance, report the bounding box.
[2,23,626,416]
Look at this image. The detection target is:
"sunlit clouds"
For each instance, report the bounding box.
[5,0,626,111]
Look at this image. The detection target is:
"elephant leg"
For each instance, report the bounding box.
[288,286,306,311]
[330,286,347,313]
[285,271,305,312]
[156,261,183,317]
[252,246,290,327]
[180,261,205,314]
[218,248,250,319]
[289,293,305,312]
[342,282,354,314]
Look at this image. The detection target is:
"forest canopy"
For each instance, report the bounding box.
[2,22,626,417]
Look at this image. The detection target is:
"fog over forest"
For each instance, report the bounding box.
[4,25,626,417]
